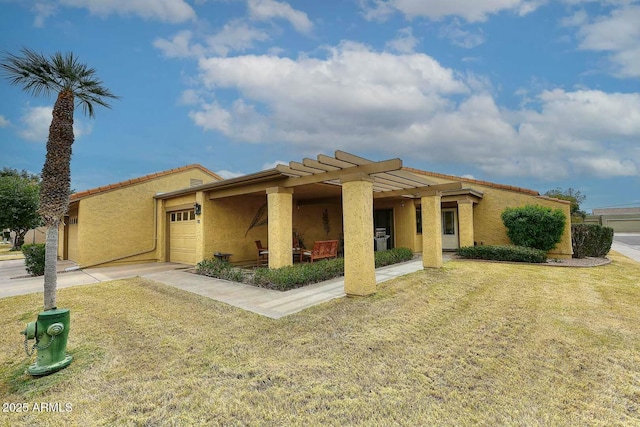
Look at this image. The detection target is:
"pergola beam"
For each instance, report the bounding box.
[281,158,403,188]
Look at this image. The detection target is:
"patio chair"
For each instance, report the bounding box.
[255,240,269,266]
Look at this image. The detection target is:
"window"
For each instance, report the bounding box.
[416,206,422,234]
[170,209,196,222]
[442,211,455,235]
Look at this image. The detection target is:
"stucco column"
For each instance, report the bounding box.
[421,192,443,268]
[341,173,376,296]
[194,191,205,263]
[457,201,474,248]
[267,187,293,269]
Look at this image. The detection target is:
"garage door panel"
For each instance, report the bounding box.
[169,210,196,264]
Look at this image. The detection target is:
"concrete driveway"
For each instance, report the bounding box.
[0,260,189,299]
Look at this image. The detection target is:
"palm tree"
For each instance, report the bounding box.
[1,48,118,311]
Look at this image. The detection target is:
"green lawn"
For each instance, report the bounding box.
[1,253,639,426]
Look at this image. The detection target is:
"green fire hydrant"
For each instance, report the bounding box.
[21,309,73,376]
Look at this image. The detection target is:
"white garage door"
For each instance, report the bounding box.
[169,209,196,264]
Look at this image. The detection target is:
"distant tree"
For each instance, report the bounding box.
[544,187,586,219]
[0,168,42,249]
[1,48,118,311]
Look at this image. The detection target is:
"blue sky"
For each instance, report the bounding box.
[1,0,639,212]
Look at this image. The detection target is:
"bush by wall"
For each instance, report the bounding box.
[21,243,45,276]
[456,245,547,263]
[571,224,613,259]
[501,205,566,251]
[196,247,415,291]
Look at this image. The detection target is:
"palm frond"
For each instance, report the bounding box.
[1,48,119,117]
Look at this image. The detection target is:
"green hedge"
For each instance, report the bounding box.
[571,224,613,259]
[501,205,566,251]
[196,247,415,291]
[456,245,547,263]
[196,258,244,282]
[22,243,45,276]
[253,258,345,291]
[374,247,414,267]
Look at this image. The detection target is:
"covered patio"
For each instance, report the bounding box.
[158,151,479,297]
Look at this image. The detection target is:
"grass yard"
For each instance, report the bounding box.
[1,253,639,426]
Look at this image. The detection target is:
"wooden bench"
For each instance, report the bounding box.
[301,240,339,263]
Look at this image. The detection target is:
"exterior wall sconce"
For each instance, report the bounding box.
[194,202,202,215]
[401,201,405,208]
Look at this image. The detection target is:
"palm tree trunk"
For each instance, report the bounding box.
[43,224,58,310]
[40,89,74,311]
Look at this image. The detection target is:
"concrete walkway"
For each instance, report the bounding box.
[0,256,447,319]
[145,258,433,319]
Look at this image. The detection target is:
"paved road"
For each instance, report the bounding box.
[612,233,640,263]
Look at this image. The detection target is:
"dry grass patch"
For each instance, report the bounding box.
[1,253,639,426]
[0,245,24,261]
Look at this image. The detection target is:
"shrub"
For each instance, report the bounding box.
[253,258,345,291]
[22,243,45,276]
[501,205,566,251]
[456,245,547,263]
[196,248,415,291]
[374,247,414,267]
[196,258,244,282]
[571,224,613,259]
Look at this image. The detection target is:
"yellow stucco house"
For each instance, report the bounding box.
[60,151,572,296]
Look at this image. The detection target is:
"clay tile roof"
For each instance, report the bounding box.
[402,166,541,196]
[70,164,222,202]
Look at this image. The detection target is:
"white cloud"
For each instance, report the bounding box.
[59,0,196,23]
[248,0,313,33]
[32,2,57,27]
[205,20,270,56]
[215,169,246,179]
[572,4,640,77]
[0,115,10,127]
[154,30,204,58]
[386,27,419,54]
[19,106,92,142]
[262,160,288,170]
[438,19,486,48]
[360,0,542,22]
[154,22,270,58]
[178,89,203,106]
[184,42,639,180]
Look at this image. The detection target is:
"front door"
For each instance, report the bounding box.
[441,208,459,250]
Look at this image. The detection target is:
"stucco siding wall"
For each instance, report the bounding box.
[404,171,572,257]
[467,185,572,257]
[75,169,215,267]
[292,203,343,250]
[209,196,269,264]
